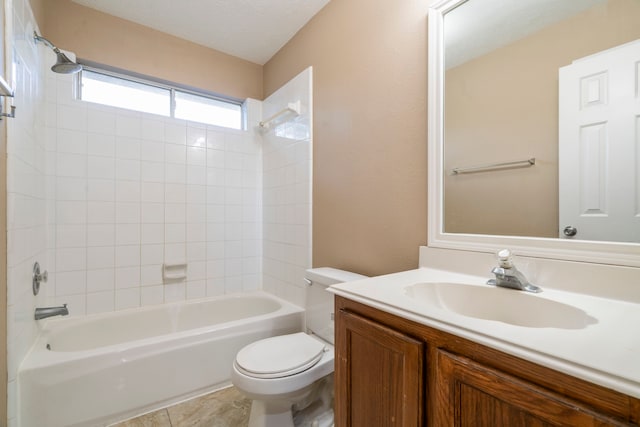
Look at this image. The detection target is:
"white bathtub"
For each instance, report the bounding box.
[18,292,304,427]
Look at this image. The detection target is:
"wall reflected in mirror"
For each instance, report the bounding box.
[443,0,640,243]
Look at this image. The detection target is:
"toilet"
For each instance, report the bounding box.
[231,267,367,427]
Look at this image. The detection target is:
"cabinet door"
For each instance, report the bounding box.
[335,309,424,427]
[435,349,630,427]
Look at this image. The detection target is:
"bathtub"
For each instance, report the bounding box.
[18,291,304,427]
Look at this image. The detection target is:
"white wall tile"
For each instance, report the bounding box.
[116,137,141,160]
[141,244,164,265]
[115,245,140,267]
[141,182,164,203]
[187,146,206,166]
[115,180,140,202]
[141,141,165,162]
[87,108,116,135]
[57,129,87,154]
[141,223,164,245]
[56,271,86,295]
[115,267,140,289]
[141,285,164,306]
[87,133,115,157]
[56,224,86,248]
[115,202,140,224]
[116,114,142,138]
[87,179,115,201]
[141,265,162,286]
[56,247,87,272]
[56,152,86,178]
[186,281,206,300]
[87,269,114,293]
[187,166,206,185]
[141,203,164,223]
[187,242,206,261]
[87,291,114,314]
[187,126,206,148]
[58,104,87,131]
[116,224,140,245]
[115,159,141,181]
[87,201,116,224]
[164,122,186,145]
[87,246,115,270]
[115,287,140,310]
[165,163,186,183]
[141,161,164,182]
[141,118,164,141]
[164,243,186,263]
[88,156,115,179]
[164,283,185,302]
[56,201,86,224]
[165,183,186,204]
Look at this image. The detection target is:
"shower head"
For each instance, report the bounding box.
[33,32,82,74]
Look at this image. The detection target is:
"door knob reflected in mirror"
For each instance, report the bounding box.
[563,226,578,237]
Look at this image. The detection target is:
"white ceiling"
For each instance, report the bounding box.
[444,0,608,69]
[72,0,331,65]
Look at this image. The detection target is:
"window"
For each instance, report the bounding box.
[79,67,243,130]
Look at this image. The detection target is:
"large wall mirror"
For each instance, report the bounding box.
[427,0,640,266]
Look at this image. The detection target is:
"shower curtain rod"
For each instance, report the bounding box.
[259,101,301,129]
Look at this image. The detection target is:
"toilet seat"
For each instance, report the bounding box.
[235,332,327,379]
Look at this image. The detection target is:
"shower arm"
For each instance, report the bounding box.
[33,32,61,53]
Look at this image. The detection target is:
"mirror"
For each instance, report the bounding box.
[427,0,640,266]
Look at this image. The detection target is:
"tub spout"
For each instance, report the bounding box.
[35,304,69,320]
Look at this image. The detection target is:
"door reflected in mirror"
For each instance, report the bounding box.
[443,0,640,243]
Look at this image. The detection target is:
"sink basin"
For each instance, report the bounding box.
[404,282,597,329]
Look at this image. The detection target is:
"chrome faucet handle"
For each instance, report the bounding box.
[32,261,48,296]
[497,248,514,268]
[488,249,542,293]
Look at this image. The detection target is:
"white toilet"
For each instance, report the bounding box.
[231,267,367,427]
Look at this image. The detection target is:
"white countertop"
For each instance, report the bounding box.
[329,267,640,398]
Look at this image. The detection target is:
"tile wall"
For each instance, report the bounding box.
[44,73,263,315]
[262,68,313,307]
[6,0,47,425]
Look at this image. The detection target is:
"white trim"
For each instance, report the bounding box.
[427,0,640,267]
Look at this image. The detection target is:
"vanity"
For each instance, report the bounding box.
[330,247,640,426]
[330,0,640,425]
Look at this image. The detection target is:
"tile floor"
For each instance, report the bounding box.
[112,386,251,427]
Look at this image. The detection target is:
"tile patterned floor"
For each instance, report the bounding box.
[112,386,251,427]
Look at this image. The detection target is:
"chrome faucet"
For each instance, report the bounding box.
[487,249,541,293]
[34,304,69,320]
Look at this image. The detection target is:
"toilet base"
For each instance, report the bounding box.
[248,399,294,427]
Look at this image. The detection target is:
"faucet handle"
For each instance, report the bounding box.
[497,249,514,268]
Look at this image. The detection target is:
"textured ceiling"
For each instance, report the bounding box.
[72,0,331,65]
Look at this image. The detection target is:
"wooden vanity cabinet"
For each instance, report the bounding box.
[334,296,640,427]
[334,307,424,426]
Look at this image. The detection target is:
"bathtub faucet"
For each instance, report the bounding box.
[34,304,69,320]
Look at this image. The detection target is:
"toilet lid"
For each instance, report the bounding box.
[235,332,326,379]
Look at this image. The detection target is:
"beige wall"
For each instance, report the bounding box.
[41,0,263,100]
[264,0,430,276]
[444,0,640,238]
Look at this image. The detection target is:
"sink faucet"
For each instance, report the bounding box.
[34,304,69,320]
[487,249,541,293]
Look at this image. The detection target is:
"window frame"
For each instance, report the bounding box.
[77,63,245,130]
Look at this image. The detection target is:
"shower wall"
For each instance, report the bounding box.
[6,0,48,425]
[262,68,313,306]
[44,72,263,315]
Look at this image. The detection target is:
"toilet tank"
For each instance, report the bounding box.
[305,267,368,345]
